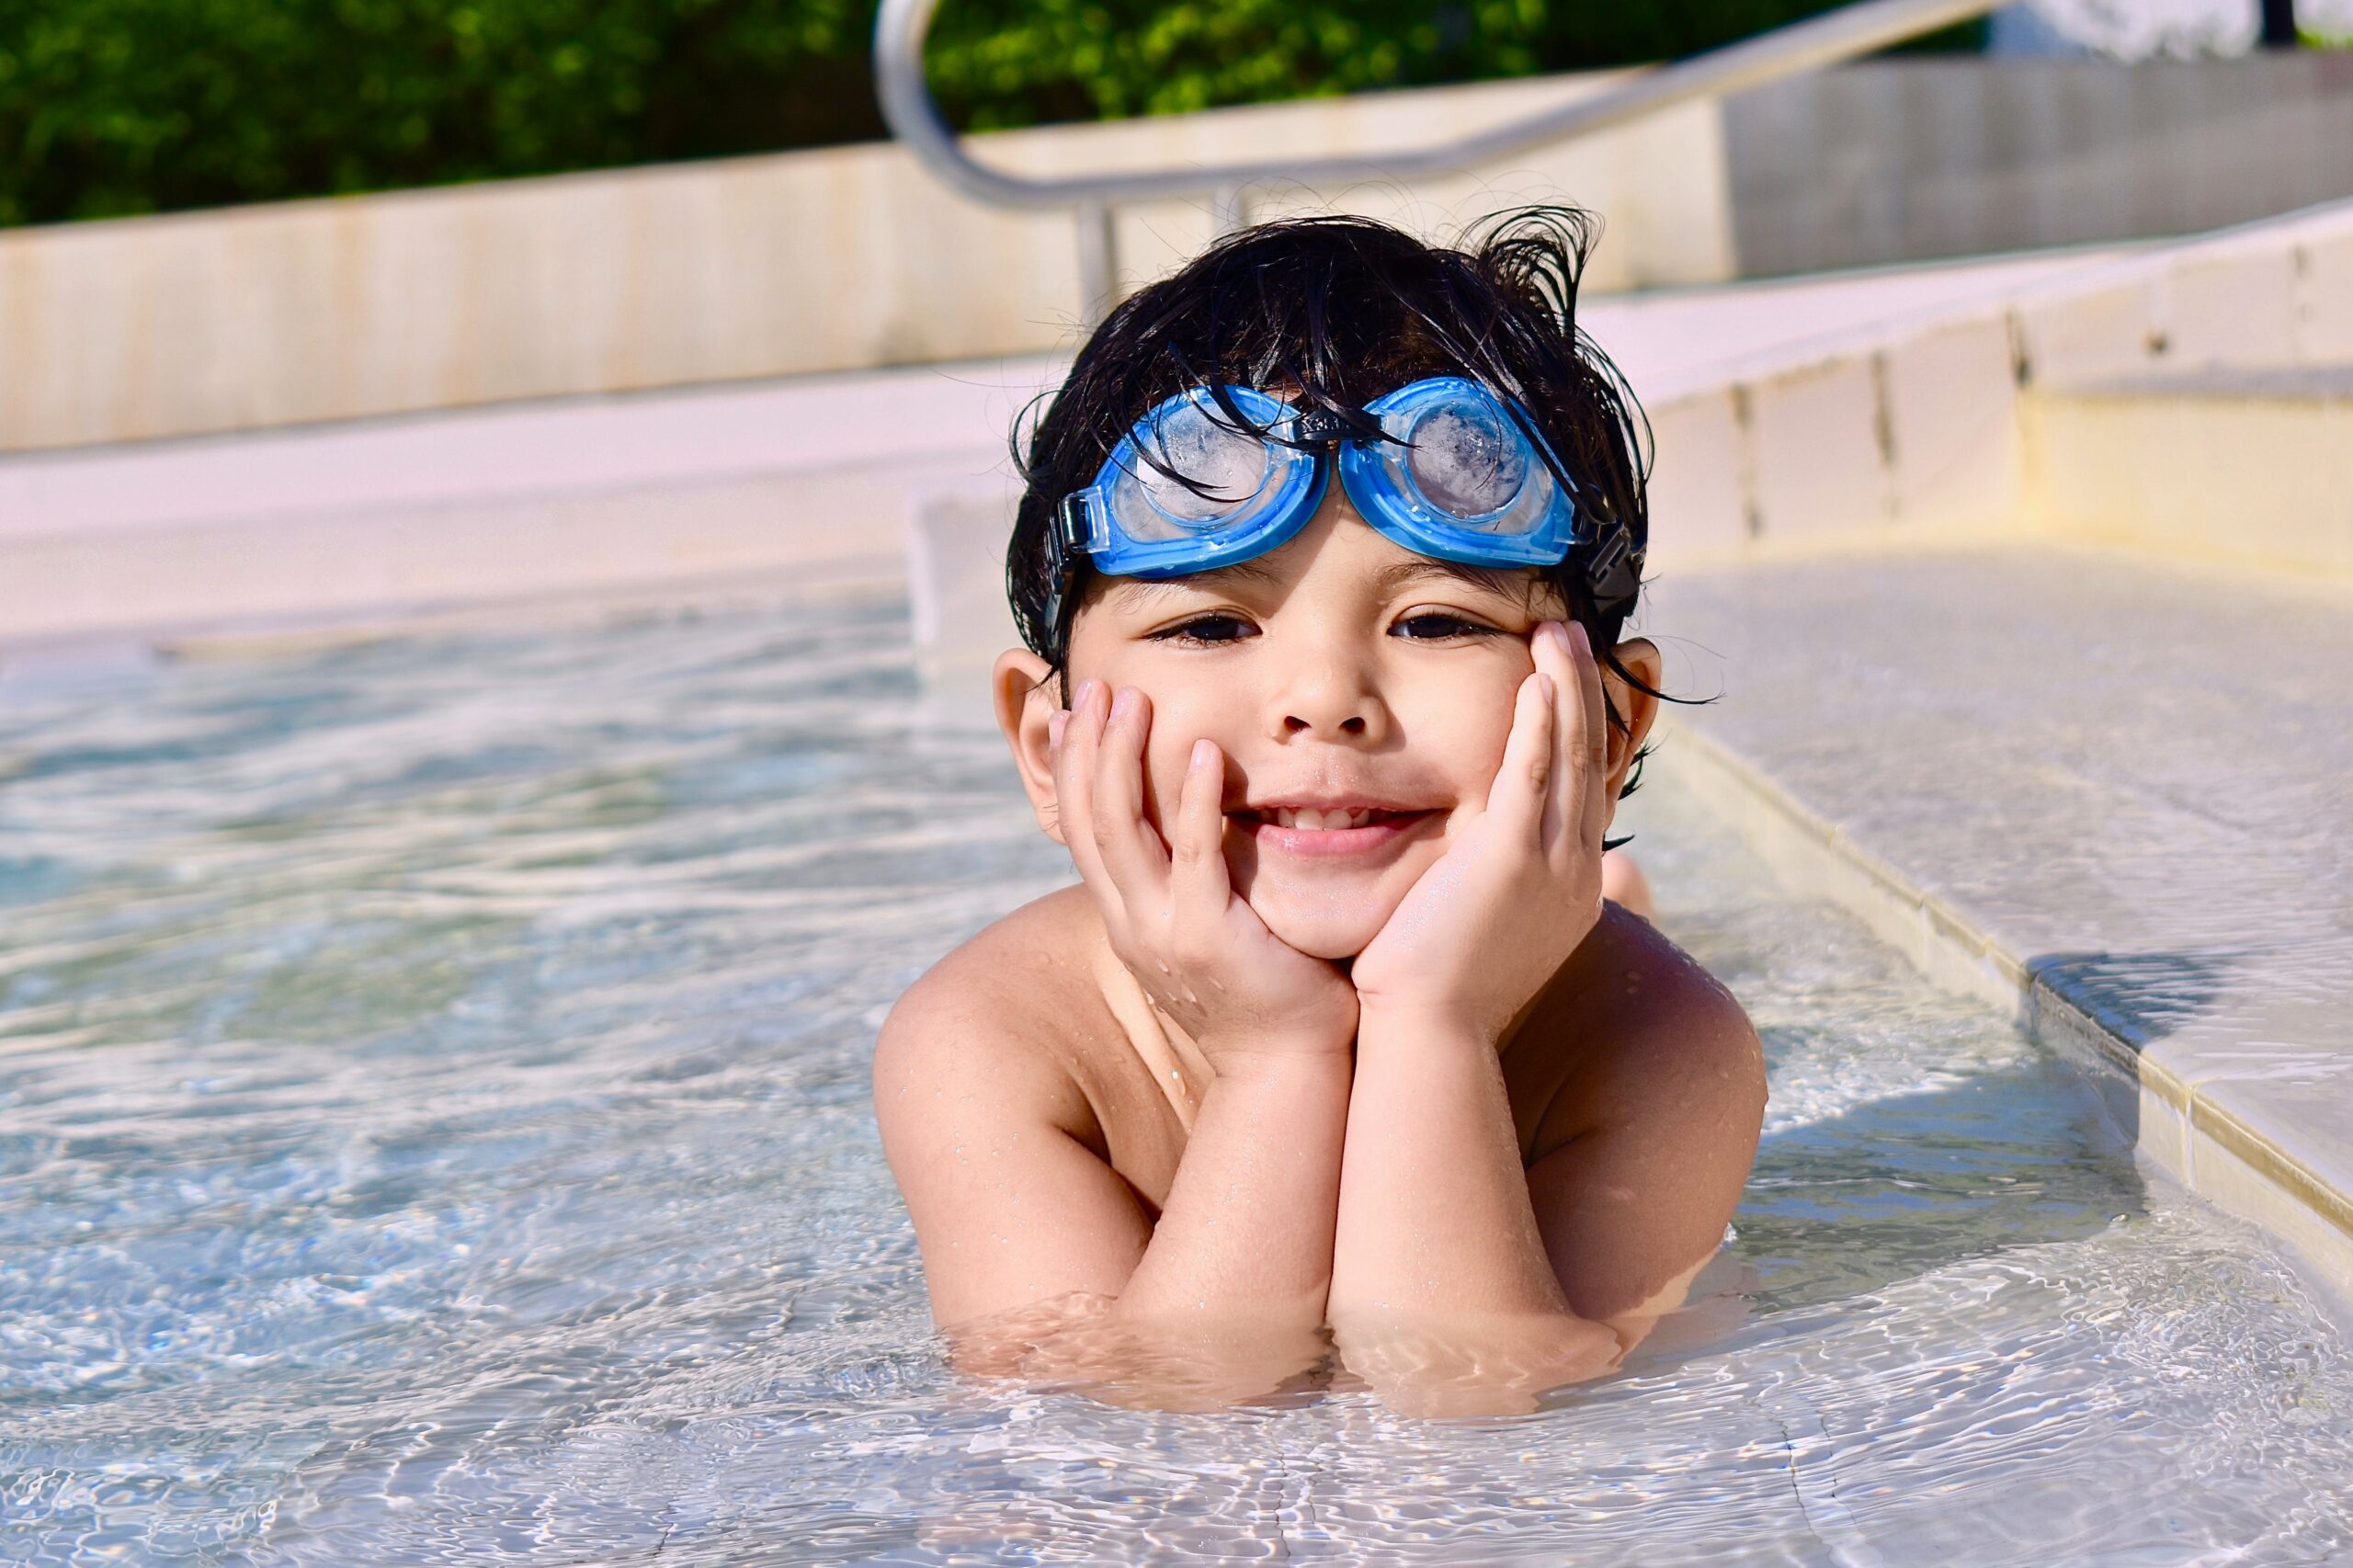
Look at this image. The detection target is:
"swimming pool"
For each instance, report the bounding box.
[3,595,2349,1564]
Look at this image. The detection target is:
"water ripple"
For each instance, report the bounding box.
[0,597,2347,1564]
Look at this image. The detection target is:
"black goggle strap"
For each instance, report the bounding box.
[1584,519,1639,611]
[1038,493,1096,652]
[1054,492,1099,556]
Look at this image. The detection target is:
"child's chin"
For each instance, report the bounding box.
[1252,903,1388,964]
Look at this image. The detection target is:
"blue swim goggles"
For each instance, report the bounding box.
[1047,377,1635,633]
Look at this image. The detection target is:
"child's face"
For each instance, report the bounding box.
[999,483,1656,961]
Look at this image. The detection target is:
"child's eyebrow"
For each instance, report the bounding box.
[1103,559,1288,604]
[1105,556,1539,609]
[1372,558,1536,602]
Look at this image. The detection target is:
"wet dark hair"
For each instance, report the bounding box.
[1005,205,1673,797]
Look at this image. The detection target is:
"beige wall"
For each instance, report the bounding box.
[0,71,1733,455]
[1638,199,2353,577]
[1728,56,2353,278]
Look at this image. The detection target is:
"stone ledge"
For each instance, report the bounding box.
[2059,366,2353,402]
[2022,369,2353,574]
[1646,542,2353,1300]
[1665,717,2353,1301]
[1637,196,2353,572]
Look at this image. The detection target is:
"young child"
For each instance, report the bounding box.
[874,208,1766,1415]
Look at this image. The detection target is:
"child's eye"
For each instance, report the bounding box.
[1148,614,1257,646]
[1392,612,1496,641]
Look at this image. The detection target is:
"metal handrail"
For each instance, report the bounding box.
[874,0,2006,319]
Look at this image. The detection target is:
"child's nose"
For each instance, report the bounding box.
[1284,712,1367,737]
[1271,653,1388,743]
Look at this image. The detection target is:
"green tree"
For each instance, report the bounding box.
[0,0,1982,227]
[924,0,1983,131]
[923,0,1547,129]
[0,0,880,224]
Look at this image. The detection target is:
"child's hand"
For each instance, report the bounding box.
[1053,680,1359,1065]
[1347,620,1608,1043]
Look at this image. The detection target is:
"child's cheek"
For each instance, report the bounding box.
[1132,689,1241,833]
[1137,728,1198,835]
[1415,667,1526,815]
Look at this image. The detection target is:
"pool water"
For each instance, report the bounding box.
[3,597,2349,1565]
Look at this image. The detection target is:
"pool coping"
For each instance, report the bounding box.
[1658,713,2353,1303]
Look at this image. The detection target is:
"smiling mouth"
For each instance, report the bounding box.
[1231,805,1429,831]
[1223,804,1444,864]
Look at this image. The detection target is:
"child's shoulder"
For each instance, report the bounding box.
[872,886,1111,1133]
[891,884,1102,1029]
[1527,903,1766,1151]
[1589,902,1752,1034]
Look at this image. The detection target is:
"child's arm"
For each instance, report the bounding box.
[879,681,1358,1403]
[873,974,1349,1403]
[1330,963,1760,1415]
[1328,622,1759,1415]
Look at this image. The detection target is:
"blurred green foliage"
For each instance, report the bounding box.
[0,0,1982,227]
[0,0,879,224]
[926,1,1984,128]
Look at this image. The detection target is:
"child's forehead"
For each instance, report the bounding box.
[1087,521,1557,614]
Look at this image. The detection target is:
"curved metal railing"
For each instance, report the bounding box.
[874,0,2006,320]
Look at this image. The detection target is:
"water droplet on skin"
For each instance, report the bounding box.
[1154,960,1171,974]
[1179,988,1198,1005]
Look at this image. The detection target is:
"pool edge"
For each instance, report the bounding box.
[1656,713,2353,1302]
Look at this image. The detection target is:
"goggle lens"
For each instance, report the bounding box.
[1400,396,1530,528]
[1121,399,1274,536]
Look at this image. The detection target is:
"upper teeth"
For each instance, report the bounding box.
[1268,807,1383,830]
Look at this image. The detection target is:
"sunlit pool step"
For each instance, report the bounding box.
[1639,197,2353,571]
[2025,367,2353,578]
[1644,542,2353,1299]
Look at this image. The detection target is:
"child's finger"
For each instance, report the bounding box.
[1169,738,1232,922]
[1570,620,1612,853]
[1052,680,1120,907]
[1090,686,1171,897]
[1532,621,1579,849]
[1487,667,1554,839]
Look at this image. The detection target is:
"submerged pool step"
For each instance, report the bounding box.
[2026,367,2353,578]
[1645,541,2353,1300]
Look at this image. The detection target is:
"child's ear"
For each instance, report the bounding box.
[993,648,1068,845]
[1599,637,1663,812]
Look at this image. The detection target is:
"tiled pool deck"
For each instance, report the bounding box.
[1647,542,2353,1295]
